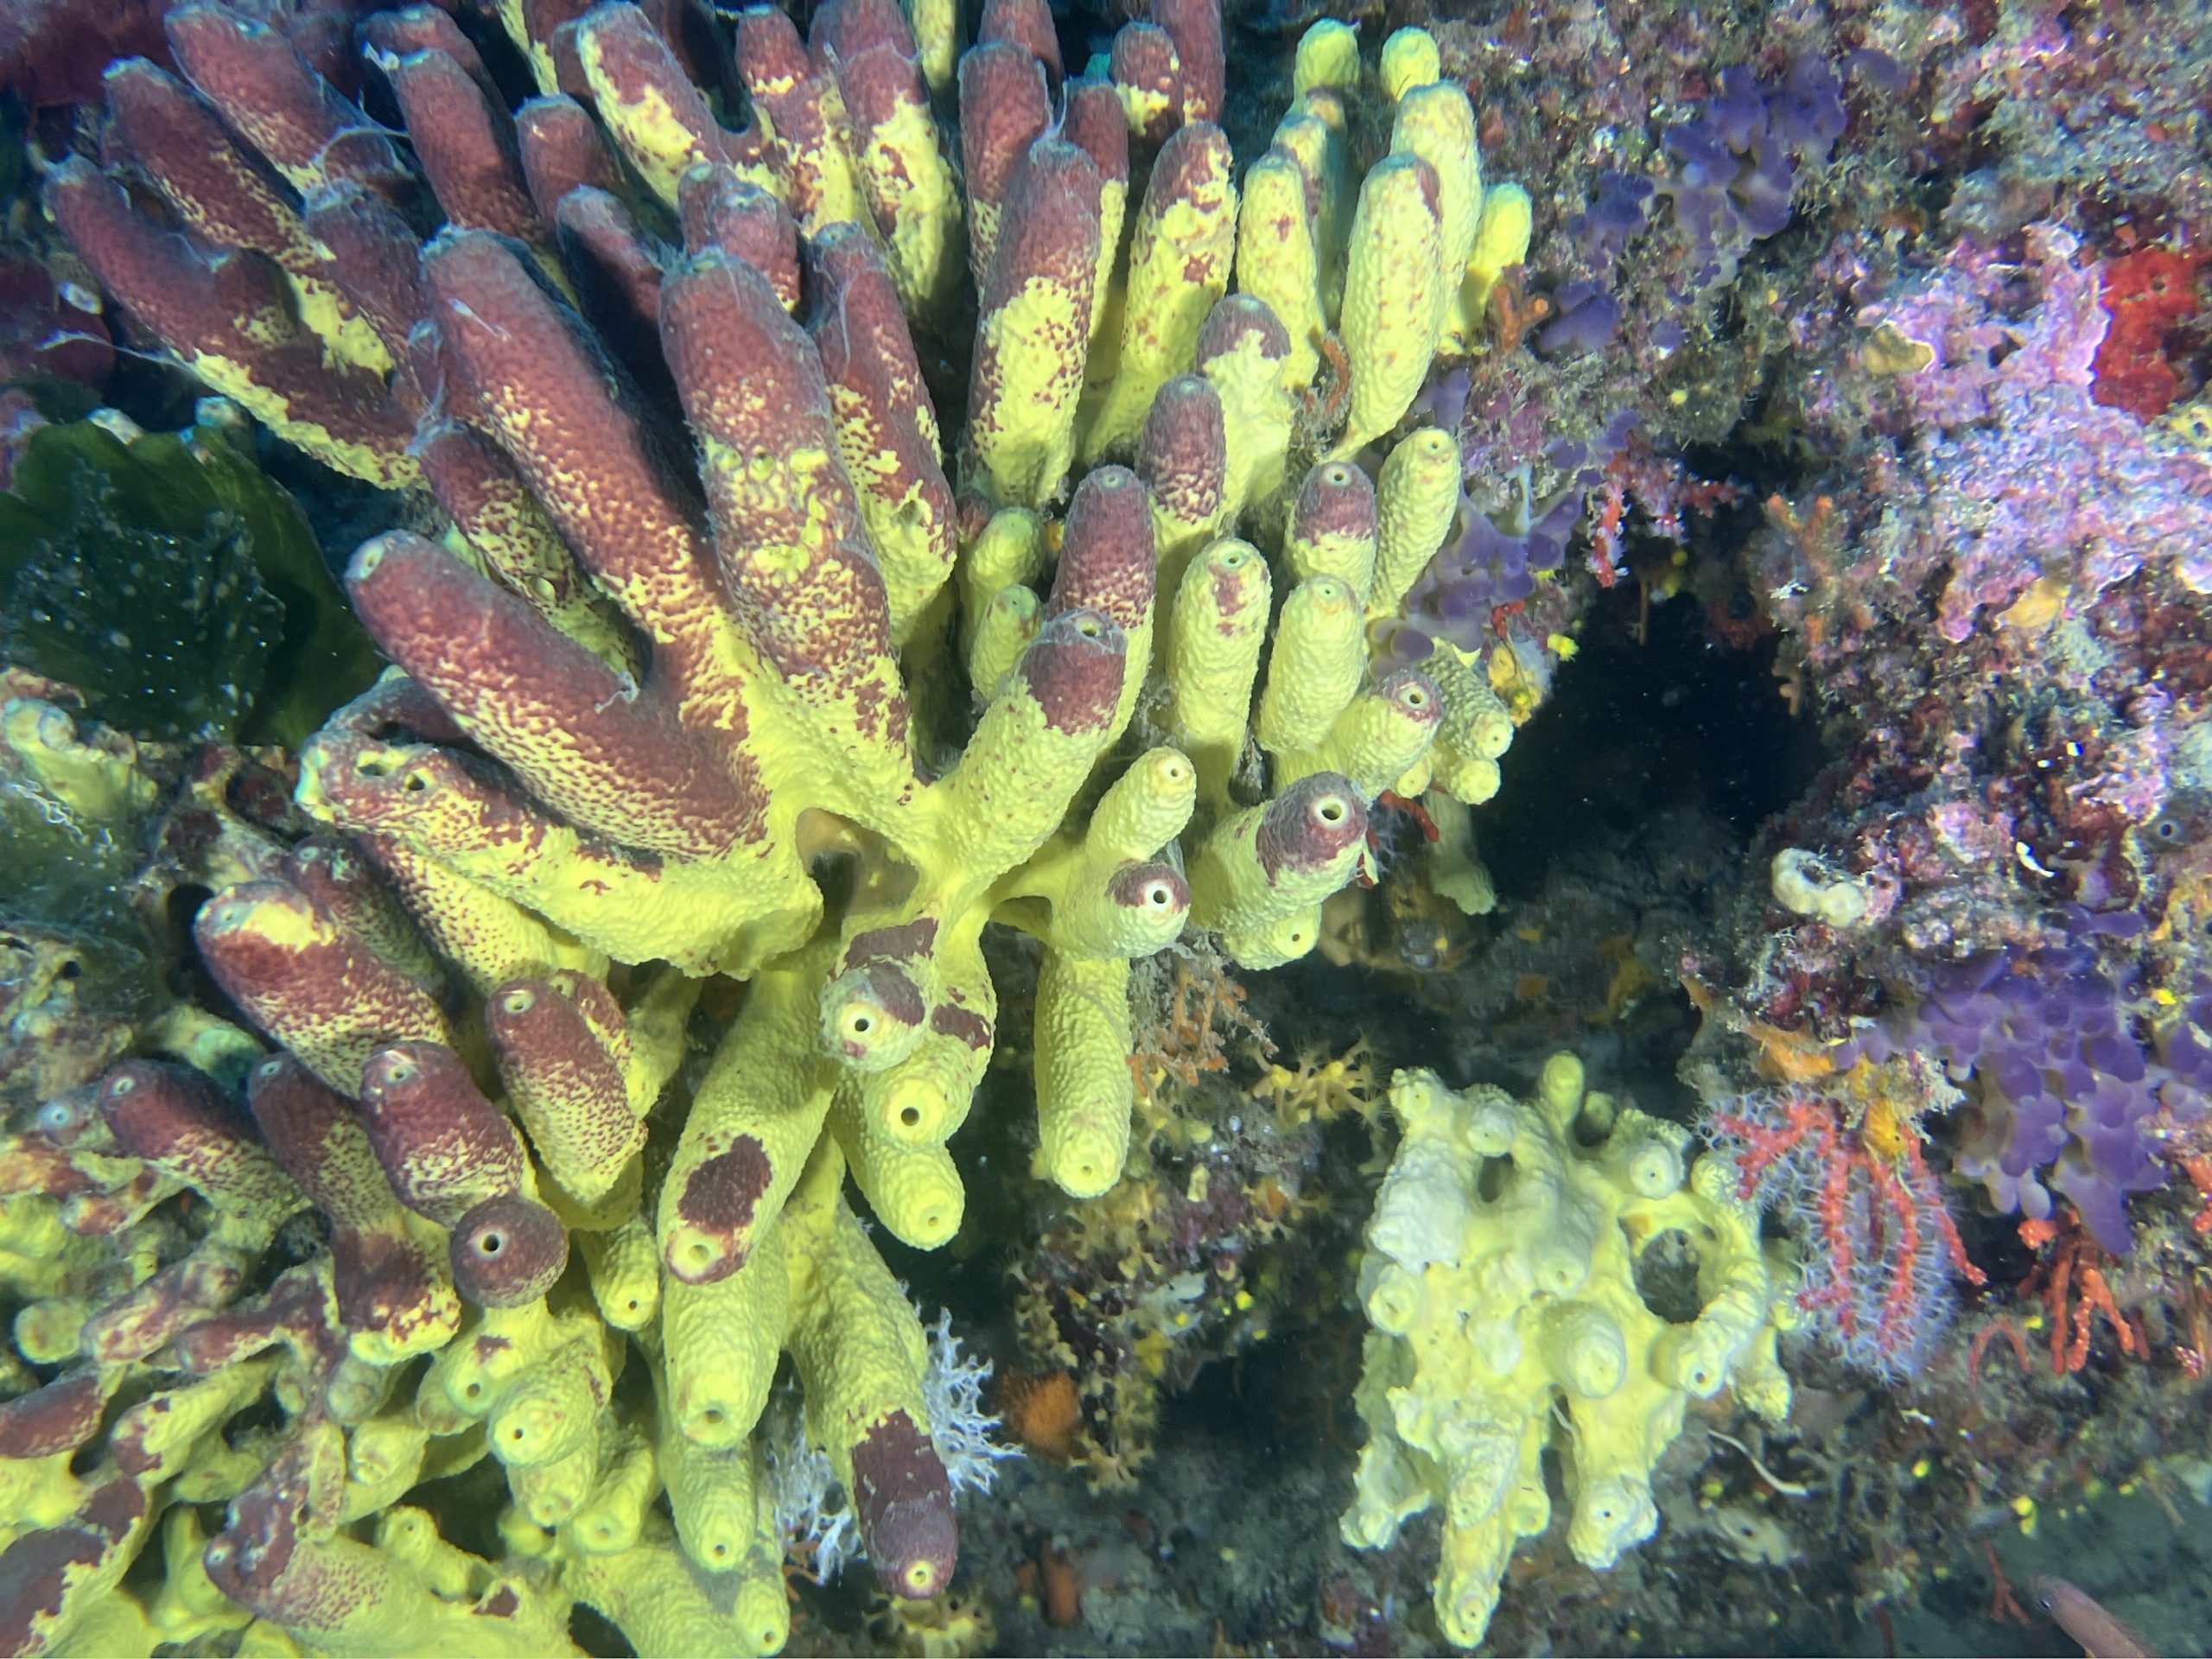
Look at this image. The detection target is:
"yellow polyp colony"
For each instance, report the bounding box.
[16,3,1555,1652]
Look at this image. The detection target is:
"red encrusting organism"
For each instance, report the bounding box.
[2089,245,2203,421]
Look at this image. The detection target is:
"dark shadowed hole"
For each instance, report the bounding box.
[1478,585,1821,899]
[568,1601,631,1658]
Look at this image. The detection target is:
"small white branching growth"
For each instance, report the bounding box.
[922,1307,1021,1497]
[761,1383,858,1585]
[763,1303,1017,1585]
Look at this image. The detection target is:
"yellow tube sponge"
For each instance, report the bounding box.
[661,1220,791,1450]
[575,1213,660,1331]
[1333,153,1445,457]
[963,137,1104,509]
[1255,575,1367,760]
[782,1147,960,1600]
[968,584,1043,701]
[819,931,931,1081]
[1422,791,1497,915]
[1065,79,1131,370]
[1218,903,1329,970]
[346,833,599,996]
[569,1427,658,1556]
[808,226,959,645]
[957,506,1046,645]
[575,6,759,208]
[1371,427,1461,618]
[1046,465,1159,742]
[148,1509,253,1649]
[1078,124,1239,465]
[1018,845,1190,961]
[1389,82,1483,353]
[658,954,836,1287]
[1268,110,1347,326]
[819,909,992,1160]
[731,9,874,235]
[477,973,653,1209]
[1136,375,1230,604]
[296,724,818,979]
[1033,950,1136,1198]
[830,1082,968,1249]
[1233,151,1327,390]
[565,1519,787,1658]
[658,1414,762,1576]
[487,1333,613,1525]
[1197,298,1299,519]
[854,982,991,1154]
[832,29,963,315]
[1272,667,1441,800]
[1421,642,1516,805]
[1283,460,1380,601]
[411,423,639,678]
[191,880,448,1096]
[1189,773,1368,948]
[937,607,1132,874]
[1342,1060,1792,1650]
[1380,27,1441,99]
[340,1412,429,1523]
[1087,747,1203,868]
[996,747,1196,957]
[1460,180,1535,336]
[664,250,917,808]
[422,1299,576,1427]
[906,0,957,96]
[1292,19,1359,97]
[1163,537,1271,811]
[205,1445,575,1656]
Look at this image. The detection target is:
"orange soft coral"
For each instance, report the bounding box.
[995,1369,1082,1463]
[2018,1211,2149,1374]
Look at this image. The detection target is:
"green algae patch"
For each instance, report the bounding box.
[0,418,378,743]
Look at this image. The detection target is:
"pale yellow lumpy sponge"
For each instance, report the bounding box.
[1341,1057,1796,1649]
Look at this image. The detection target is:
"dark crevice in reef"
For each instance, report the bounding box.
[1479,576,1827,905]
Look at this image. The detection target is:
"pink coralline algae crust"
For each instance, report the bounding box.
[1717,219,2212,1034]
[1848,226,2212,643]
